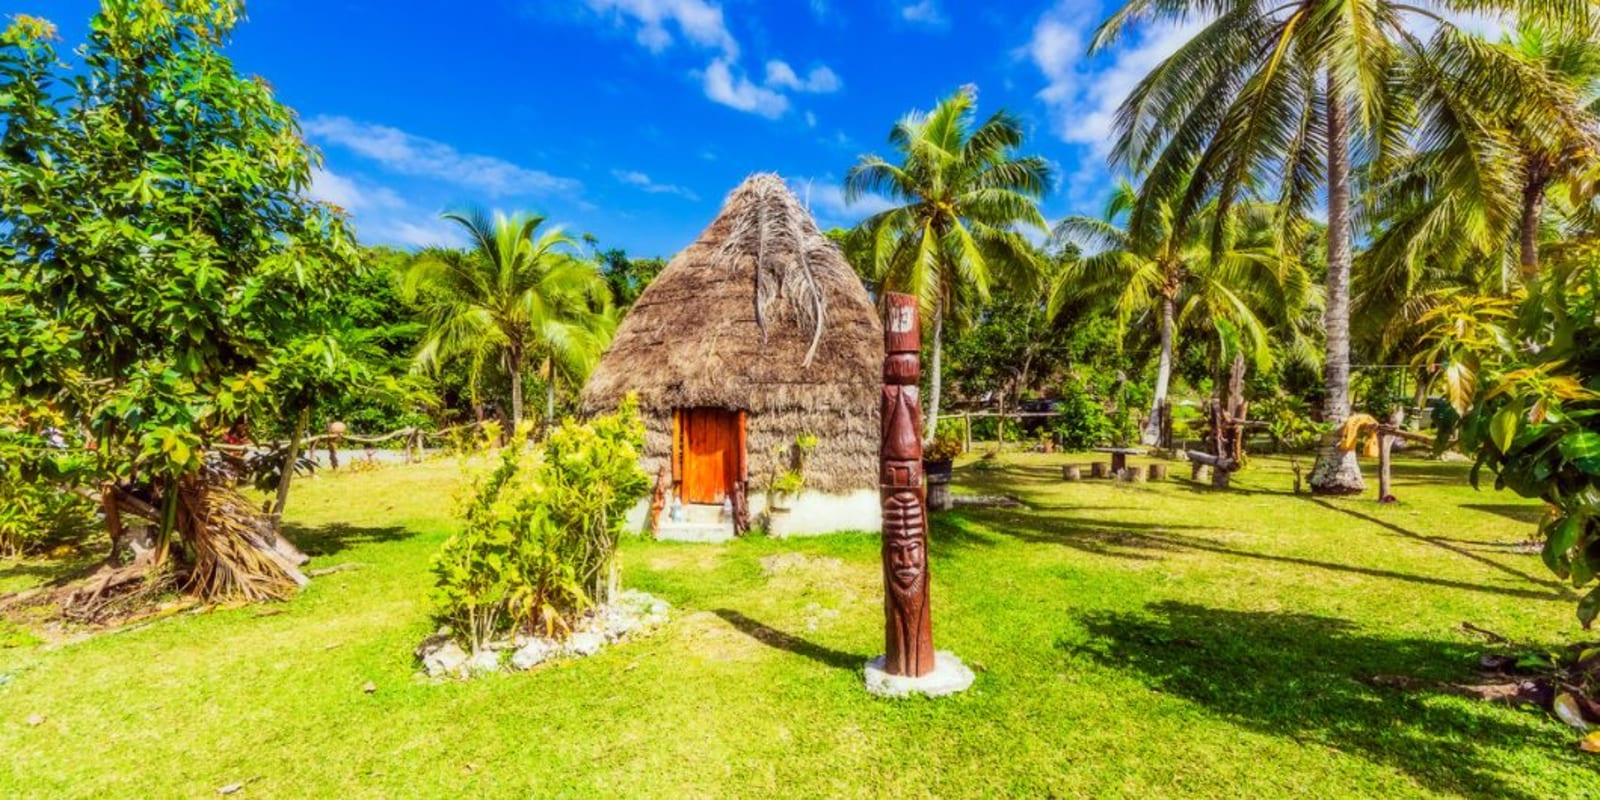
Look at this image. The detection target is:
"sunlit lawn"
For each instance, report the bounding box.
[1,450,1595,798]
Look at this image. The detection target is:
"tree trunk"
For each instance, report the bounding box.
[507,349,524,428]
[1309,73,1366,495]
[1519,174,1546,281]
[1142,292,1176,445]
[925,304,944,443]
[271,406,309,525]
[545,358,557,435]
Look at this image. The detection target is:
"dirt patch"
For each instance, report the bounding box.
[646,548,723,573]
[675,610,766,662]
[759,552,843,576]
[758,553,875,632]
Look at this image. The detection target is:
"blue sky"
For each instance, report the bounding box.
[17,0,1221,257]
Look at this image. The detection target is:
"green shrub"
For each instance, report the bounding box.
[970,415,1021,442]
[431,398,649,651]
[0,406,97,556]
[1257,395,1323,453]
[1051,384,1115,450]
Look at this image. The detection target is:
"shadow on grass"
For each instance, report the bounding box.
[282,523,412,557]
[1068,601,1576,800]
[1309,500,1569,598]
[940,510,1567,602]
[713,609,863,672]
[930,513,1203,562]
[1460,504,1545,525]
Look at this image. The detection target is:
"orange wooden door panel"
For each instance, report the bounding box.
[677,408,742,504]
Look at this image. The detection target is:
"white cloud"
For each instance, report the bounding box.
[702,58,790,118]
[308,167,405,212]
[764,60,842,93]
[307,166,458,249]
[304,116,579,198]
[1026,4,1205,155]
[365,217,463,250]
[900,0,947,27]
[804,111,818,128]
[584,0,738,58]
[793,177,897,228]
[1426,9,1513,39]
[612,168,700,200]
[577,2,846,120]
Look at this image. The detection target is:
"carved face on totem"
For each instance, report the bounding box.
[882,491,926,601]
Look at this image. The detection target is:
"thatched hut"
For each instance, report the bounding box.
[581,174,882,540]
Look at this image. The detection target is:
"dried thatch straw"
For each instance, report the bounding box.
[581,174,882,493]
[179,475,308,601]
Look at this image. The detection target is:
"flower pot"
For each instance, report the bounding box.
[923,458,953,483]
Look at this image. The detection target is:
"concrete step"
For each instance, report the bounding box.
[679,503,728,524]
[656,520,735,543]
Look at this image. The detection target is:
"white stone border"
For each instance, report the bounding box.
[863,651,976,698]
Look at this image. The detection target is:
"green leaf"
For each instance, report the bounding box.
[1560,431,1600,475]
[1579,585,1600,630]
[1545,513,1583,577]
[1490,403,1521,454]
[1574,547,1596,588]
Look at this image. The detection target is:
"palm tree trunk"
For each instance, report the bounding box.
[545,365,557,434]
[271,406,309,526]
[507,349,524,428]
[1519,176,1546,281]
[1309,73,1366,495]
[926,304,944,442]
[1142,293,1176,446]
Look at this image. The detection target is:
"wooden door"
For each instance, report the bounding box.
[674,408,745,504]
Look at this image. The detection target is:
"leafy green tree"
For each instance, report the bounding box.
[405,211,614,429]
[1420,269,1600,628]
[0,3,355,590]
[1091,0,1586,493]
[1052,180,1312,444]
[1364,24,1600,292]
[944,251,1079,424]
[594,247,666,309]
[845,85,1052,439]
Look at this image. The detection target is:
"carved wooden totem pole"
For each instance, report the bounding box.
[880,293,935,677]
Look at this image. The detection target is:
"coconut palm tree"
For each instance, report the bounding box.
[1364,24,1600,293]
[1090,0,1589,493]
[1052,180,1313,444]
[845,85,1053,440]
[404,210,613,428]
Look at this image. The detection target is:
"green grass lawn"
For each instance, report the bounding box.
[2,452,1596,798]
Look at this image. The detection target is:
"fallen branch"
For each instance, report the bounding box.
[1461,621,1513,645]
[307,562,363,577]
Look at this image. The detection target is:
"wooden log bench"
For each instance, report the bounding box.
[1184,450,1239,488]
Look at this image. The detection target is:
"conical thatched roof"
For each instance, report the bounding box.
[581,173,882,493]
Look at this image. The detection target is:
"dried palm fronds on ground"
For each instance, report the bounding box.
[1,469,309,628]
[177,475,308,602]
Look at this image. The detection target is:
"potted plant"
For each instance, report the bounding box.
[765,433,817,537]
[923,432,962,482]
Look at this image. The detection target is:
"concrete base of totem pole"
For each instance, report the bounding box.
[863,651,975,698]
